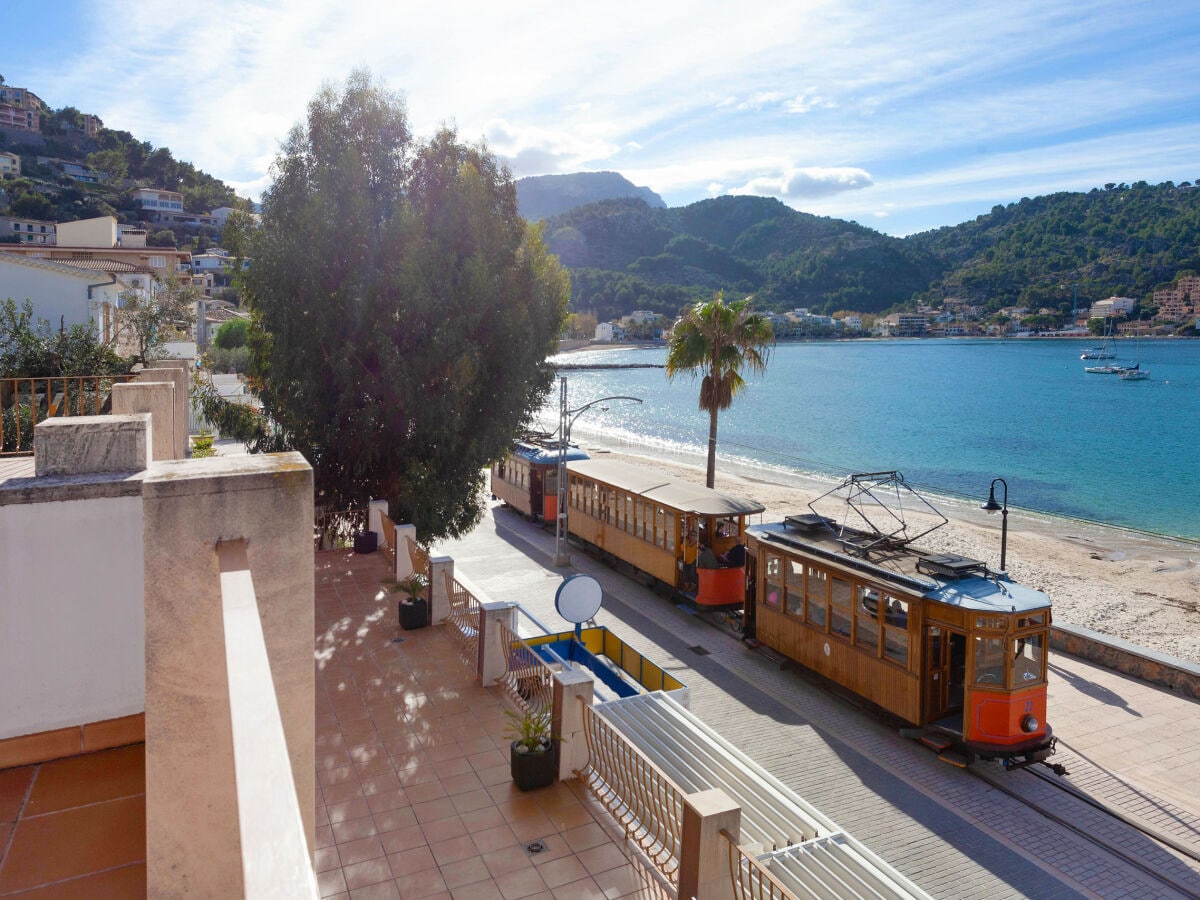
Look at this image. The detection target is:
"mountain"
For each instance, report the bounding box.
[540,179,1200,323]
[516,171,665,221]
[544,195,941,321]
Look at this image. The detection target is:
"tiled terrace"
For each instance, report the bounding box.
[0,548,661,899]
[313,549,661,899]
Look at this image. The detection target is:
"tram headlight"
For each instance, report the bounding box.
[1021,714,1039,733]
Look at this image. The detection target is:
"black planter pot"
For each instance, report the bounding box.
[353,531,377,554]
[400,598,428,630]
[510,741,557,791]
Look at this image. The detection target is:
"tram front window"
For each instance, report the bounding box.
[1011,633,1044,686]
[973,636,1005,686]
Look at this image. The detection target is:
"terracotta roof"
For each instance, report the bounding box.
[50,257,146,274]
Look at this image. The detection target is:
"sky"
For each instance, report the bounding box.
[4,1,1200,236]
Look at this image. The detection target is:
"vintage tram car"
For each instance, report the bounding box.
[491,439,589,522]
[564,458,765,606]
[743,472,1056,768]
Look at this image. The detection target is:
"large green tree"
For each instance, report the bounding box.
[666,292,773,488]
[233,71,569,539]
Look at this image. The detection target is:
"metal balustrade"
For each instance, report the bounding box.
[496,620,555,716]
[579,701,685,884]
[314,507,364,550]
[444,570,480,667]
[1,374,137,456]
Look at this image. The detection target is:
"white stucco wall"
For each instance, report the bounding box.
[0,256,125,330]
[0,493,145,739]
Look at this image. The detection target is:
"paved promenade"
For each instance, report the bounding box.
[442,503,1200,900]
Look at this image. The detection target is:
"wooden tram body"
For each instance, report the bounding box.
[490,441,589,522]
[564,458,765,606]
[745,516,1055,765]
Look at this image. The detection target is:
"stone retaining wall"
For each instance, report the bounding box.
[1052,623,1200,700]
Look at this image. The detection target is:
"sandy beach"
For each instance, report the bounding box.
[572,435,1200,665]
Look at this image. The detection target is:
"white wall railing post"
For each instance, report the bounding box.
[429,556,453,625]
[553,669,593,781]
[679,789,741,900]
[478,602,519,686]
[368,499,388,547]
[394,524,416,580]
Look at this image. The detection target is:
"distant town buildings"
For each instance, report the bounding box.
[0,86,44,132]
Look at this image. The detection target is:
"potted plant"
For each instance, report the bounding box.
[394,573,429,629]
[353,529,378,554]
[504,706,557,791]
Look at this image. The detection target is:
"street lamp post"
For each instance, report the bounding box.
[553,377,642,567]
[980,477,1009,573]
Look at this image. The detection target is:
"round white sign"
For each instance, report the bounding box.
[555,574,603,624]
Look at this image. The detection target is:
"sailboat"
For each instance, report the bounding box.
[1081,318,1116,359]
[1120,327,1148,380]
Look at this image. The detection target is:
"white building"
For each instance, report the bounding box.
[0,252,137,341]
[595,322,616,342]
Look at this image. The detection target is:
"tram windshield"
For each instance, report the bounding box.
[1011,634,1044,686]
[973,636,1005,686]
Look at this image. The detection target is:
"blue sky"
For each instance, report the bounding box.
[4,1,1200,236]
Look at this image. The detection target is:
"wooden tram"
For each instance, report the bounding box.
[563,458,765,606]
[490,439,589,522]
[743,473,1057,768]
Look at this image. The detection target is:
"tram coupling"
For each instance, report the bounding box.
[1001,736,1066,775]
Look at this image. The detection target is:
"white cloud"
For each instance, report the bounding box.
[482,119,620,176]
[737,92,786,111]
[731,167,874,199]
[785,89,836,114]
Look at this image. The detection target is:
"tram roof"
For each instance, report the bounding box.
[511,441,589,465]
[567,458,766,517]
[747,521,1051,612]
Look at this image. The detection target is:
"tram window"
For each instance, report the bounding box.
[884,626,908,665]
[624,496,633,533]
[855,586,879,652]
[785,561,804,617]
[655,508,666,549]
[636,501,646,540]
[764,555,783,609]
[1011,634,1044,685]
[976,616,1005,630]
[884,596,908,626]
[830,577,851,639]
[806,566,828,629]
[973,636,1005,686]
[665,514,676,553]
[1018,614,1044,628]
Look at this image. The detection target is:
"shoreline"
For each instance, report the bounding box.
[570,429,1200,665]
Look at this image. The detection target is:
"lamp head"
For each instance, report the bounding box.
[981,485,1002,514]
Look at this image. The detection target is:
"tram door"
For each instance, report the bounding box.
[924,626,967,726]
[743,554,758,639]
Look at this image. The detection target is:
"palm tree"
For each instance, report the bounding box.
[666,292,773,488]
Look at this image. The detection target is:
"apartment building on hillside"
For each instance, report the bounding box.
[0,85,45,132]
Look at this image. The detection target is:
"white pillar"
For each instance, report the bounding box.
[429,556,453,625]
[679,789,741,900]
[552,669,593,781]
[478,602,518,686]
[394,524,417,580]
[368,499,388,545]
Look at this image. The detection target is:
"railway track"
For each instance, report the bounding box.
[970,762,1200,898]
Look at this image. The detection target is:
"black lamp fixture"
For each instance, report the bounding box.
[981,477,1009,572]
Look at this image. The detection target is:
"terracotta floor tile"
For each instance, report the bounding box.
[394,865,448,898]
[318,867,348,897]
[386,844,437,876]
[367,788,410,815]
[450,790,494,814]
[592,863,648,898]
[324,780,368,805]
[0,795,145,893]
[317,845,343,872]
[413,797,458,824]
[525,835,572,866]
[380,823,426,855]
[407,780,449,804]
[533,855,588,889]
[576,842,629,876]
[0,862,147,899]
[421,814,467,843]
[328,797,374,824]
[338,834,386,867]
[349,879,401,900]
[333,814,379,843]
[430,833,479,866]
[24,744,144,816]
[450,879,505,900]
[317,824,336,848]
[550,875,606,899]
[508,812,556,843]
[561,822,609,853]
[0,766,34,823]
[349,879,401,899]
[458,806,505,833]
[373,805,418,834]
[470,823,518,855]
[440,855,492,889]
[494,865,548,900]
[482,846,533,879]
[441,773,485,796]
[343,855,396,890]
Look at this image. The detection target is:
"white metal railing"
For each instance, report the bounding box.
[217,539,318,898]
[580,701,685,885]
[496,620,555,716]
[444,570,480,667]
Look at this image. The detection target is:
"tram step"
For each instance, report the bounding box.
[938,751,970,768]
[919,733,955,752]
[744,639,790,669]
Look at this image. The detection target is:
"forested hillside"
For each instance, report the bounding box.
[536,179,1200,322]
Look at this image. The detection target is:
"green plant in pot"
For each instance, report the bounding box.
[393,573,429,629]
[505,705,557,791]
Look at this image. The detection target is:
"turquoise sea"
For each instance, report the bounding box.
[542,339,1200,540]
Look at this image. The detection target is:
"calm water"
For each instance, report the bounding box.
[542,339,1200,540]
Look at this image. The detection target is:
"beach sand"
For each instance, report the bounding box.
[573,436,1200,665]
